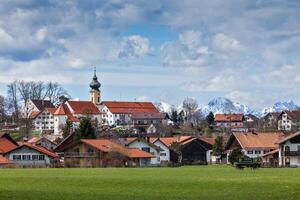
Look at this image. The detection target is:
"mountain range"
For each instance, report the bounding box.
[155,97,299,117]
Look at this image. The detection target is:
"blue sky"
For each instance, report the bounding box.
[1,0,300,109]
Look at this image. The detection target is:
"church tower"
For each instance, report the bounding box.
[89,67,101,105]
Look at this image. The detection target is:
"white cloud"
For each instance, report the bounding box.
[118,35,153,58]
[35,27,47,41]
[0,28,13,44]
[213,33,242,51]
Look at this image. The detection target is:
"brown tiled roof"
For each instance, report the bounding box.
[102,101,159,114]
[46,108,57,114]
[277,131,300,144]
[131,113,167,120]
[199,137,216,145]
[30,111,41,119]
[67,101,101,115]
[150,136,193,147]
[262,148,279,157]
[81,139,154,158]
[233,132,284,150]
[31,100,55,111]
[215,114,244,122]
[283,111,300,120]
[263,112,281,119]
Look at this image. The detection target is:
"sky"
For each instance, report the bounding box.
[0,0,300,109]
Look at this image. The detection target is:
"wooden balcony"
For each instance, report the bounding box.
[284,151,300,156]
[65,152,97,158]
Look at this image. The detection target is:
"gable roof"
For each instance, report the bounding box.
[67,101,101,115]
[125,137,162,151]
[5,143,59,158]
[54,104,70,115]
[231,132,284,150]
[31,100,55,111]
[81,139,154,158]
[276,131,300,144]
[150,136,193,147]
[102,101,159,114]
[280,110,300,120]
[0,133,19,154]
[263,112,281,119]
[215,114,244,122]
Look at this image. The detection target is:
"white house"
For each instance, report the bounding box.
[225,132,284,161]
[150,138,171,163]
[4,143,59,167]
[278,111,300,131]
[125,138,161,165]
[100,101,160,126]
[53,101,101,136]
[25,100,56,132]
[277,132,300,167]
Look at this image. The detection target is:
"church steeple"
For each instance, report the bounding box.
[89,67,101,91]
[89,67,101,105]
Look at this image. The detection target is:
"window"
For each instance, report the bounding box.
[298,157,300,164]
[263,150,269,154]
[22,155,31,160]
[255,150,261,155]
[87,148,94,153]
[32,155,39,160]
[38,155,45,160]
[247,151,253,154]
[13,155,21,160]
[298,146,300,152]
[142,147,150,152]
[285,146,290,152]
[160,153,167,156]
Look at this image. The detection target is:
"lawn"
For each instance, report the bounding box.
[0,166,299,200]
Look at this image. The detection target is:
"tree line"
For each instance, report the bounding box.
[1,80,69,124]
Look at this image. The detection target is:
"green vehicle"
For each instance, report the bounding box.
[234,157,261,169]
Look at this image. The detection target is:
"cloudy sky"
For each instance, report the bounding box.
[0,0,300,109]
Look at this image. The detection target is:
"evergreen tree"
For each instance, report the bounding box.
[228,149,243,165]
[206,112,215,126]
[212,136,224,157]
[170,110,178,124]
[76,117,96,139]
[62,120,73,138]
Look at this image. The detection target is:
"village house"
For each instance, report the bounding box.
[214,114,245,129]
[278,111,300,131]
[262,112,281,129]
[4,143,59,167]
[100,101,160,126]
[25,100,56,132]
[61,139,154,168]
[53,100,101,136]
[225,132,284,163]
[124,137,162,165]
[150,137,171,163]
[28,136,58,151]
[149,136,213,164]
[277,132,300,167]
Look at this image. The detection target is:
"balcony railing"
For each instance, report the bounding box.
[65,152,97,158]
[284,151,300,156]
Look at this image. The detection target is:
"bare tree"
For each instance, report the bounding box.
[0,95,6,123]
[7,81,20,123]
[45,82,69,105]
[182,97,199,124]
[18,80,31,106]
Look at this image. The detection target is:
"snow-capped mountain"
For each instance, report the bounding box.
[201,97,259,116]
[154,101,176,114]
[261,100,299,116]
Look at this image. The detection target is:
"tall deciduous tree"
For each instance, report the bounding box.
[7,81,20,122]
[0,95,6,123]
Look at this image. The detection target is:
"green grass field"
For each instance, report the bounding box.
[0,166,299,200]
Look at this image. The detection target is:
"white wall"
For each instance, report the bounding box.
[153,140,170,162]
[127,140,160,165]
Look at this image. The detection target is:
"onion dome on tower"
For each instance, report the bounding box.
[89,68,101,91]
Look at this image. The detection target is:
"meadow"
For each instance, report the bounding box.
[0,166,299,200]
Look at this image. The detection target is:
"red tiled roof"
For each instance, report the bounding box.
[102,101,159,114]
[262,148,279,157]
[215,114,244,122]
[81,139,153,158]
[46,107,57,114]
[199,137,216,145]
[54,104,70,115]
[67,115,80,122]
[0,155,11,165]
[31,100,55,111]
[30,111,41,119]
[127,148,154,158]
[0,133,19,154]
[151,136,193,147]
[67,101,101,115]
[233,132,284,150]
